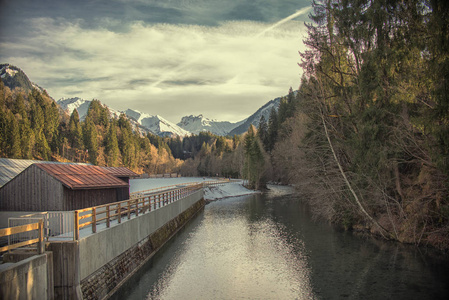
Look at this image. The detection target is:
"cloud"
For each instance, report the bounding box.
[0,15,308,122]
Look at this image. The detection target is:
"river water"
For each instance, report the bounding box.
[112,185,449,299]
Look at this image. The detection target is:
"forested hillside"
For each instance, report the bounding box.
[0,82,182,173]
[0,80,251,176]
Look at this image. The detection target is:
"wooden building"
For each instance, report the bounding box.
[0,163,137,211]
[0,158,91,188]
[101,166,138,202]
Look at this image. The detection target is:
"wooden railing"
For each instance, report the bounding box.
[0,219,44,254]
[73,183,203,240]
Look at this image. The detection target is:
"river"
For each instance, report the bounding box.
[111,185,449,299]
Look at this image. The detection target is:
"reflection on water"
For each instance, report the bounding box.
[112,186,449,300]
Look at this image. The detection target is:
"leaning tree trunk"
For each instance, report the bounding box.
[319,105,391,239]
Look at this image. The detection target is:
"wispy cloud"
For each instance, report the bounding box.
[1,14,308,122]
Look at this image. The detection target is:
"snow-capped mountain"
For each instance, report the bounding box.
[57,97,189,137]
[3,63,288,138]
[57,97,92,120]
[57,95,282,137]
[124,109,190,137]
[0,64,45,94]
[228,96,282,136]
[177,114,243,136]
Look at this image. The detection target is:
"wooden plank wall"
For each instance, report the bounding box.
[0,165,64,211]
[63,188,117,211]
[0,165,122,211]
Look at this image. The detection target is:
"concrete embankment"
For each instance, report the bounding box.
[79,190,205,300]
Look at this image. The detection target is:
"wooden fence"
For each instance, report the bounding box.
[0,219,44,254]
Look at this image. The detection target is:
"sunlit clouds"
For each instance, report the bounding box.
[0,1,311,122]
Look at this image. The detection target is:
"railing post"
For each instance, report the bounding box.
[44,213,49,241]
[92,207,97,233]
[127,200,131,220]
[106,205,110,228]
[38,219,44,254]
[136,199,139,217]
[74,211,79,241]
[118,203,121,223]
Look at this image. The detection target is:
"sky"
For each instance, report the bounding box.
[0,0,312,123]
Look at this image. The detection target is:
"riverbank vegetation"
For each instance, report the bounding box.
[268,0,449,251]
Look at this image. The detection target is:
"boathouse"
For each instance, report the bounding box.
[0,163,137,211]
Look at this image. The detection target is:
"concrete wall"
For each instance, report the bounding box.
[79,189,203,280]
[0,252,54,300]
[47,241,83,299]
[81,199,206,300]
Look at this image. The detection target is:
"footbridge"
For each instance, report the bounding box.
[0,179,228,299]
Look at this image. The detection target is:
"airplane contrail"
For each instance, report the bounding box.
[255,6,312,38]
[150,6,312,88]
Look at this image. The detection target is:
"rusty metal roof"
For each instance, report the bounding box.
[0,158,91,188]
[102,167,139,178]
[34,164,128,190]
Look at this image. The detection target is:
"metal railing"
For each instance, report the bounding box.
[130,179,230,198]
[0,219,44,254]
[8,211,74,241]
[130,181,201,199]
[203,180,229,187]
[73,183,203,240]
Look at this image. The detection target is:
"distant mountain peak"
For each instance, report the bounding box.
[177,114,241,135]
[57,97,92,120]
[0,63,45,94]
[58,100,190,137]
[227,97,282,136]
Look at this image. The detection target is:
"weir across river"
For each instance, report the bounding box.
[0,180,227,299]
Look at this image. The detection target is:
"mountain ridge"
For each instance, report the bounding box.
[177,114,244,136]
[2,63,283,137]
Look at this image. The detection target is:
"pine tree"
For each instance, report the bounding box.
[243,125,265,189]
[215,136,227,156]
[83,116,98,164]
[13,94,27,119]
[31,102,45,135]
[267,107,278,152]
[20,120,34,159]
[257,115,269,151]
[0,99,8,156]
[43,101,60,151]
[69,109,83,149]
[35,131,51,161]
[105,120,120,167]
[7,111,21,158]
